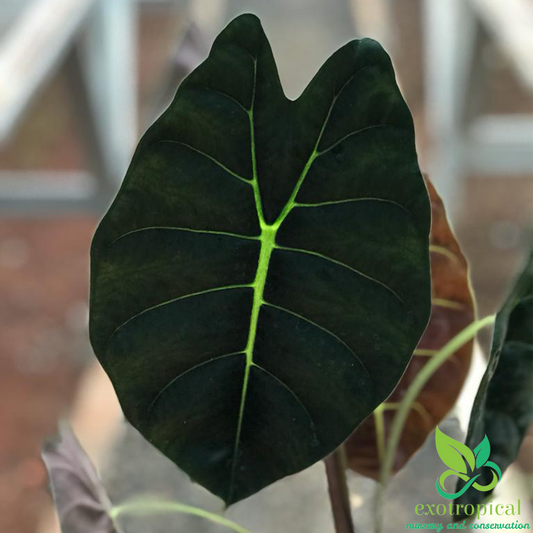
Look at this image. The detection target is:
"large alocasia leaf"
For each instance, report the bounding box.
[345,178,474,477]
[89,14,431,505]
[455,251,533,515]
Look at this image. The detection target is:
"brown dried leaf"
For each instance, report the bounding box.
[42,424,118,533]
[345,178,475,478]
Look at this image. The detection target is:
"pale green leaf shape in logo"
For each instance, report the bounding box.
[474,435,491,468]
[435,426,475,474]
[435,427,501,499]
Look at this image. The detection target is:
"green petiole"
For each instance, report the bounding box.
[110,496,255,533]
[373,314,496,533]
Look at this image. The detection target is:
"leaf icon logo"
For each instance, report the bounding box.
[474,435,491,468]
[435,427,501,499]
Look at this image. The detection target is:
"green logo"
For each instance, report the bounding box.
[435,427,501,499]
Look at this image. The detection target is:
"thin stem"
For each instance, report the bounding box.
[109,497,255,533]
[325,444,356,533]
[373,405,386,465]
[373,314,496,533]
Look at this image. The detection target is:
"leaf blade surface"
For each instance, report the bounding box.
[90,14,431,504]
[455,251,533,514]
[345,178,475,477]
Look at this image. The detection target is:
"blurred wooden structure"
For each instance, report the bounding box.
[423,0,533,215]
[0,0,137,215]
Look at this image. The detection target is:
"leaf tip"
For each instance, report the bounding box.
[225,12,264,39]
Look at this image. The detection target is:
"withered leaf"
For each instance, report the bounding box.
[42,424,118,533]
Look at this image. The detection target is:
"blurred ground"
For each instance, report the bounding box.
[0,1,531,532]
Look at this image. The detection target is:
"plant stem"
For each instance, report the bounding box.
[378,314,495,487]
[325,444,356,533]
[373,314,496,533]
[109,497,254,533]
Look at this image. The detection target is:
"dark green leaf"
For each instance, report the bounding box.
[89,14,431,505]
[455,251,533,514]
[346,178,475,478]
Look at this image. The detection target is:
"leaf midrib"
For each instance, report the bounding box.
[228,56,360,501]
[229,56,264,499]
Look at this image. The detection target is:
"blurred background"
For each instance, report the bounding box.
[0,0,531,532]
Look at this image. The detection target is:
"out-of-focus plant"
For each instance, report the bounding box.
[42,14,532,533]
